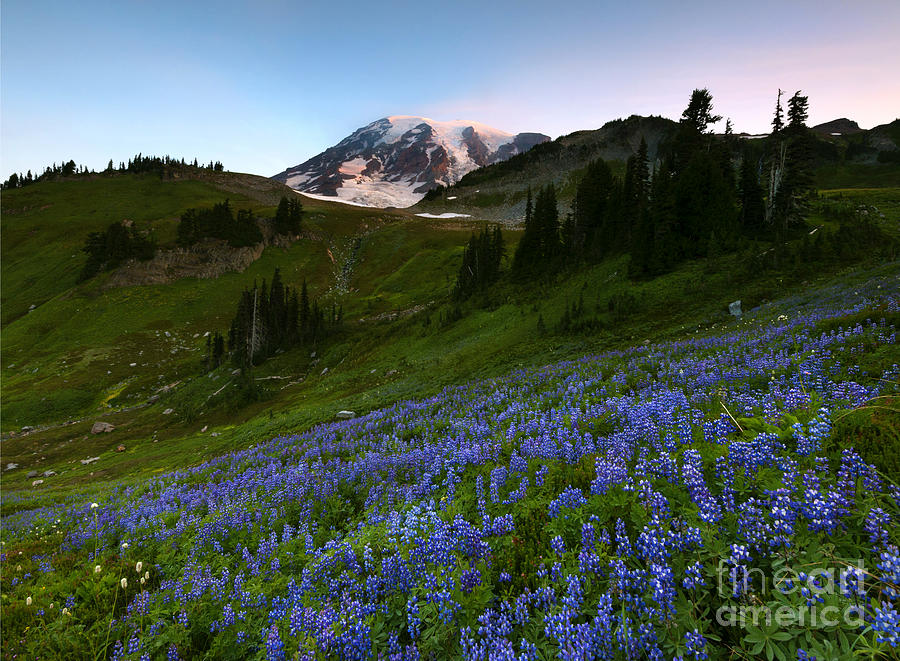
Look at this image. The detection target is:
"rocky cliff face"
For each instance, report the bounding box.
[272,116,550,208]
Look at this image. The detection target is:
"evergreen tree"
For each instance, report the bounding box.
[738,151,765,233]
[787,91,809,130]
[274,196,303,235]
[453,225,504,300]
[772,89,785,133]
[621,139,650,254]
[648,163,678,273]
[512,188,539,277]
[768,90,813,232]
[535,183,561,264]
[681,88,722,134]
[674,151,738,259]
[212,332,225,367]
[268,268,287,348]
[572,158,615,260]
[299,280,311,341]
[674,89,722,171]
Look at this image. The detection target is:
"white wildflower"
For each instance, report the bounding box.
[120,577,127,589]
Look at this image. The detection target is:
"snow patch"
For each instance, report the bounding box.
[296,191,375,207]
[414,212,472,219]
[339,157,369,177]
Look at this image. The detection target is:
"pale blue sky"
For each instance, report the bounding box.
[2,0,898,178]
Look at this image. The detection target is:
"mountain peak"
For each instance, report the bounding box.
[811,118,863,135]
[273,117,549,208]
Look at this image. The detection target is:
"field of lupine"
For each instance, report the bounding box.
[2,274,900,661]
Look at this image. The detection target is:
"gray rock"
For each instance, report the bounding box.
[728,300,742,318]
[80,457,100,465]
[26,470,38,478]
[6,463,18,470]
[43,470,56,477]
[336,410,356,420]
[162,408,174,415]
[32,479,44,487]
[91,421,115,434]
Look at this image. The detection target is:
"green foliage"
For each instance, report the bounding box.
[512,184,561,278]
[177,199,263,248]
[453,225,504,301]
[828,402,900,478]
[273,195,303,235]
[227,268,339,367]
[78,221,156,281]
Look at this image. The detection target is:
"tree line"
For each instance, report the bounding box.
[505,88,816,281]
[2,154,224,189]
[445,87,893,331]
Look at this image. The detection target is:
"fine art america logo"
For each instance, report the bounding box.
[716,552,869,628]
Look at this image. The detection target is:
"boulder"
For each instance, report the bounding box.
[163,408,174,415]
[91,421,115,434]
[6,463,18,471]
[116,445,126,453]
[80,457,100,465]
[336,410,356,420]
[728,300,742,318]
[42,470,56,477]
[26,470,38,478]
[32,479,44,487]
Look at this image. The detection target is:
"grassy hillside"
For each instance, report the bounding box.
[1,162,900,660]
[2,170,899,501]
[0,173,292,326]
[2,263,898,660]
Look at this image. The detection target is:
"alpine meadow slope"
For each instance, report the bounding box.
[2,102,900,660]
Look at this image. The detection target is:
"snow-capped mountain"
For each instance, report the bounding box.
[273,116,549,208]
